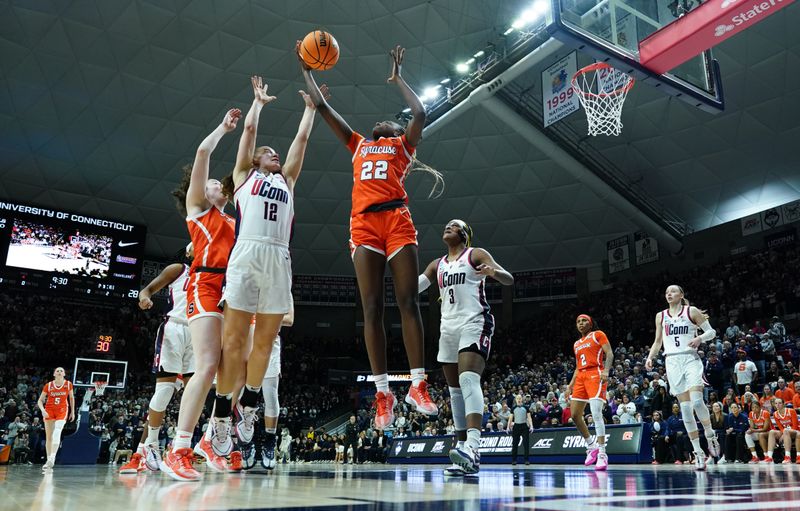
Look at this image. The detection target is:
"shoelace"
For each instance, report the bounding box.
[214,418,231,439]
[415,383,435,407]
[242,408,256,429]
[177,450,194,470]
[373,394,388,416]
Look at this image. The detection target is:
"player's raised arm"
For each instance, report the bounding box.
[645,312,664,371]
[417,259,439,294]
[233,76,276,186]
[186,108,241,216]
[387,45,425,147]
[297,42,353,146]
[283,88,326,190]
[471,248,514,286]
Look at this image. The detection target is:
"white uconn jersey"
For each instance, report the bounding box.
[166,264,189,323]
[437,248,492,326]
[661,305,698,355]
[234,169,294,244]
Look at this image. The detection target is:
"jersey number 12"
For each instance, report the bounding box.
[264,202,278,221]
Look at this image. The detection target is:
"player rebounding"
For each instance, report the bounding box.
[209,77,317,464]
[419,220,513,475]
[301,45,443,428]
[120,245,194,475]
[567,314,614,471]
[645,285,720,470]
[162,108,240,481]
[37,367,75,472]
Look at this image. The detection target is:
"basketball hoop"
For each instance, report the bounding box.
[571,62,635,136]
[93,381,107,397]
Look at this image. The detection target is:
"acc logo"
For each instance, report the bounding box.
[394,442,403,455]
[532,438,553,449]
[721,0,739,7]
[623,431,634,441]
[714,24,734,36]
[431,441,446,454]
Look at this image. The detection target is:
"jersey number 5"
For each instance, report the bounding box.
[674,336,680,348]
[360,161,388,181]
[54,397,61,405]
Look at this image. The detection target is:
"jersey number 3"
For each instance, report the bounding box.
[360,161,388,181]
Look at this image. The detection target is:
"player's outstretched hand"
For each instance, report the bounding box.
[296,41,312,71]
[388,45,405,83]
[252,76,277,105]
[222,108,241,133]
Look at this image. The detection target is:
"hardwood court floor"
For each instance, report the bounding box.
[3,462,800,510]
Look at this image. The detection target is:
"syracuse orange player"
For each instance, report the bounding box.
[300,44,443,427]
[771,398,799,464]
[567,314,613,471]
[37,367,75,473]
[162,108,241,481]
[745,400,771,463]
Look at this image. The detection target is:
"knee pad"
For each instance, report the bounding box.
[149,382,176,413]
[52,419,66,447]
[589,399,606,437]
[680,401,698,433]
[458,371,483,416]
[261,376,280,418]
[689,391,710,422]
[745,433,755,449]
[449,386,466,431]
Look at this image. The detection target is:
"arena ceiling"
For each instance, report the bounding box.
[1,1,799,275]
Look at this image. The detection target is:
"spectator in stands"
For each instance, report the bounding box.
[725,320,741,341]
[278,428,292,464]
[746,335,766,382]
[667,403,691,464]
[768,316,786,342]
[650,410,670,464]
[651,384,673,419]
[734,350,758,396]
[28,416,43,463]
[710,402,727,462]
[723,403,749,463]
[705,352,725,398]
[775,378,795,404]
[618,394,636,425]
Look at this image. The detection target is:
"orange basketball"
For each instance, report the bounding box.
[299,30,340,71]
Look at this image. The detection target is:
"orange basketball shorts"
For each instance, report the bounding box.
[349,206,417,260]
[186,272,225,322]
[44,406,67,421]
[572,369,607,402]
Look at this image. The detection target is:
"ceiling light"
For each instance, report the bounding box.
[440,78,451,84]
[421,86,441,102]
[473,50,485,58]
[504,27,514,35]
[456,62,470,73]
[466,57,476,64]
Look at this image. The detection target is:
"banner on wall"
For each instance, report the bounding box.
[541,52,580,128]
[764,228,797,250]
[741,213,763,236]
[634,231,659,265]
[784,200,800,224]
[607,235,630,274]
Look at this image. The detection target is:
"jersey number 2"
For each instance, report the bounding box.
[580,354,587,367]
[360,161,388,181]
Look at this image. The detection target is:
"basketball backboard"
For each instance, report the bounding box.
[549,0,724,112]
[73,358,128,390]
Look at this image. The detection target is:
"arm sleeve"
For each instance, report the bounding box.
[346,132,365,154]
[418,274,431,293]
[698,320,716,342]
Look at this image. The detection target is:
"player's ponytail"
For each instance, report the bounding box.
[410,157,445,198]
[171,165,193,217]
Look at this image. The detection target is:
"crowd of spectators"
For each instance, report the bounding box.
[1,244,799,465]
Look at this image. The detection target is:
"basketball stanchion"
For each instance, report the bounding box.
[571,62,635,136]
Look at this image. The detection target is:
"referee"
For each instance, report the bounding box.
[344,415,359,464]
[507,395,533,465]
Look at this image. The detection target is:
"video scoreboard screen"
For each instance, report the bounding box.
[0,200,146,299]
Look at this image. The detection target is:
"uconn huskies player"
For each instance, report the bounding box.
[210,77,318,458]
[419,220,513,475]
[645,285,720,470]
[120,244,195,475]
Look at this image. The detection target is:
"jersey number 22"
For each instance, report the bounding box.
[360,161,388,181]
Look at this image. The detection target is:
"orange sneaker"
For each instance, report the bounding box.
[228,451,243,472]
[119,453,146,475]
[783,456,793,464]
[193,435,229,472]
[373,391,397,429]
[405,380,438,415]
[162,448,201,481]
[763,455,774,463]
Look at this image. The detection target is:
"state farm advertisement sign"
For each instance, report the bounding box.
[640,0,795,74]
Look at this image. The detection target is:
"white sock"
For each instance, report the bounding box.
[266,427,277,434]
[466,428,480,450]
[136,443,145,455]
[374,374,389,393]
[690,437,702,455]
[587,437,597,450]
[410,368,425,386]
[456,440,465,449]
[146,427,160,446]
[599,442,606,453]
[173,430,192,451]
[767,450,773,457]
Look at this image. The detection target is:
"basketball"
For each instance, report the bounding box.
[299,30,340,71]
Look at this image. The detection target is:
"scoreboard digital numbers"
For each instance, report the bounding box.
[0,200,146,299]
[95,335,113,353]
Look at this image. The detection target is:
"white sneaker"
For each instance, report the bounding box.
[450,446,480,475]
[233,403,257,444]
[718,456,727,464]
[211,417,233,457]
[144,443,161,471]
[707,435,721,458]
[695,452,707,471]
[444,463,465,476]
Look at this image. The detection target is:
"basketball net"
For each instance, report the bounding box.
[571,62,634,136]
[93,381,107,397]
